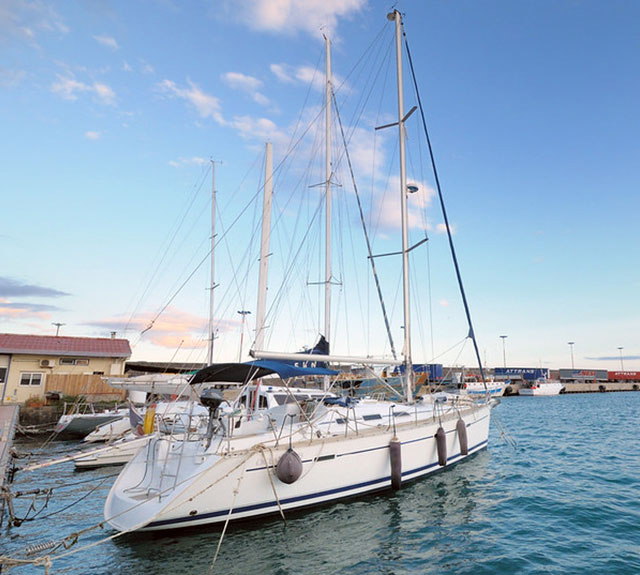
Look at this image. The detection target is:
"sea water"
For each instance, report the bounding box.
[3,392,639,574]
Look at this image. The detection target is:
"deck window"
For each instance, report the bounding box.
[362,414,383,421]
[20,373,43,386]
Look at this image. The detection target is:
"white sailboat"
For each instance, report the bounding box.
[104,11,494,533]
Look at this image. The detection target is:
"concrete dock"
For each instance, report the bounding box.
[0,405,20,521]
[0,405,19,481]
[502,381,639,395]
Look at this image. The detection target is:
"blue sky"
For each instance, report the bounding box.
[1,0,639,371]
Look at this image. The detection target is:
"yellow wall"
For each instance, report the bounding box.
[2,354,126,403]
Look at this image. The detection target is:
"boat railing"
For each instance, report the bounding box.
[61,402,96,416]
[61,401,128,417]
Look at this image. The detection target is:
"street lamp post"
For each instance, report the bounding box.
[52,322,65,336]
[237,310,252,362]
[617,346,624,371]
[500,335,508,368]
[568,341,575,370]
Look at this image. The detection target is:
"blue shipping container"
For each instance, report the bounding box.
[494,367,549,380]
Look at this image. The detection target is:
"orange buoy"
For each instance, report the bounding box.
[456,418,468,456]
[389,437,402,490]
[435,426,447,466]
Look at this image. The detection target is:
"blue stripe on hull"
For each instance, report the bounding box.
[146,439,488,529]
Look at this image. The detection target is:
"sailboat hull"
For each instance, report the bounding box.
[105,402,490,531]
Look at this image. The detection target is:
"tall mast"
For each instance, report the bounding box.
[207,160,217,364]
[324,33,332,352]
[255,142,273,351]
[391,10,413,401]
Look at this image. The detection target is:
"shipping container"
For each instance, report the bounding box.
[394,363,443,380]
[559,369,608,382]
[608,371,640,382]
[494,367,549,380]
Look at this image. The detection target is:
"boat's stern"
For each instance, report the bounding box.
[104,435,206,531]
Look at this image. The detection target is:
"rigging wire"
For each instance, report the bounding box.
[332,90,397,360]
[123,162,212,336]
[401,18,488,385]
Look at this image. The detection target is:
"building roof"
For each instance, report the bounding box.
[0,333,132,358]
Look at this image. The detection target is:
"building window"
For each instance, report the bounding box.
[59,358,90,366]
[0,367,6,383]
[20,373,43,386]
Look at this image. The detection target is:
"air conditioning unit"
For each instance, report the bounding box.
[40,359,55,368]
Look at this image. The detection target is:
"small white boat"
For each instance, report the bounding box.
[54,404,128,438]
[74,434,153,468]
[83,416,132,443]
[457,379,505,397]
[519,378,564,396]
[83,400,208,442]
[75,401,209,468]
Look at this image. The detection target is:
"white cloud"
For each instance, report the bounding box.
[271,63,320,90]
[435,223,455,234]
[229,0,367,37]
[222,72,262,92]
[222,71,270,106]
[230,115,283,142]
[85,131,101,140]
[140,61,155,75]
[270,62,346,92]
[122,61,132,72]
[270,63,294,83]
[168,157,209,168]
[253,92,270,106]
[157,79,224,123]
[372,177,436,232]
[94,34,119,50]
[0,68,26,88]
[93,82,116,105]
[343,125,386,181]
[293,65,323,88]
[0,0,68,46]
[51,73,116,105]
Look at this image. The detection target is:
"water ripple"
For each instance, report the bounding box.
[4,392,640,574]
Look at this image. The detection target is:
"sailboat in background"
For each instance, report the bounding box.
[104,11,494,533]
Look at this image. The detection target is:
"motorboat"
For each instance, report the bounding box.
[457,379,505,397]
[519,378,564,396]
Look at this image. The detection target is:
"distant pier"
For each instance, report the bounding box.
[502,381,639,395]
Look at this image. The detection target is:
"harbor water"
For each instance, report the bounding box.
[3,392,639,574]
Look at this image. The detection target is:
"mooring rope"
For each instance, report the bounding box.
[208,457,249,574]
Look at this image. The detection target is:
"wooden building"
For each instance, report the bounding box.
[0,333,131,404]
